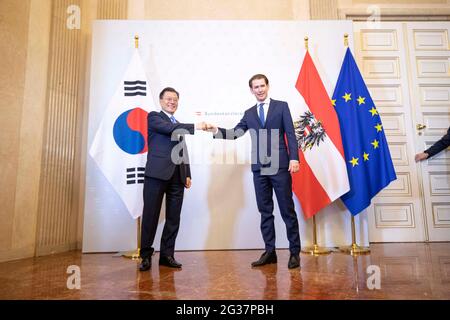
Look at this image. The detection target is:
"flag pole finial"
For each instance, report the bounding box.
[344,33,348,47]
[134,35,139,49]
[304,36,309,51]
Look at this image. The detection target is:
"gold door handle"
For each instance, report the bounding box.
[416,124,427,130]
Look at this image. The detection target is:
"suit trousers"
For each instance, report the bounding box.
[252,169,301,255]
[140,165,185,259]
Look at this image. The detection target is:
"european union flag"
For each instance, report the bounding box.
[332,48,397,215]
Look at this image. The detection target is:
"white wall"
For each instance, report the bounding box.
[83,20,369,253]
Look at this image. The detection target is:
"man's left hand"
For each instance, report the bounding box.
[288,160,299,173]
[185,177,192,188]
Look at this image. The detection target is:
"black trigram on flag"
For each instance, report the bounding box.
[124,80,146,96]
[126,167,145,184]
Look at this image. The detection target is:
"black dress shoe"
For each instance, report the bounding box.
[159,256,182,268]
[288,254,300,269]
[251,251,277,267]
[139,257,151,271]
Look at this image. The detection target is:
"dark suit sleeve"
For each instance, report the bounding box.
[186,164,191,179]
[282,103,299,162]
[184,141,191,179]
[213,112,249,140]
[148,112,195,136]
[425,126,450,158]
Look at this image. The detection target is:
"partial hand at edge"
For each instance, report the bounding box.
[414,152,429,162]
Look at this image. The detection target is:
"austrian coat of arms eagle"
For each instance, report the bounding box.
[294,111,327,151]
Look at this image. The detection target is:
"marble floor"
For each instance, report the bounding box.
[0,243,449,300]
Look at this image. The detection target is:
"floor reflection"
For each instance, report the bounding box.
[0,243,449,299]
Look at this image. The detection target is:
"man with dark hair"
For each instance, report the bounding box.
[207,74,302,269]
[415,126,450,162]
[139,87,206,271]
[159,87,177,100]
[248,74,269,88]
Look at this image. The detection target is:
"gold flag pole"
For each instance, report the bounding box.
[299,36,332,256]
[113,35,142,260]
[337,33,370,256]
[339,215,370,255]
[301,215,332,255]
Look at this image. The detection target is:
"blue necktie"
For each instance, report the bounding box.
[170,115,177,124]
[258,103,265,126]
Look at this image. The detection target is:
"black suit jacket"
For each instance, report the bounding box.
[214,99,299,172]
[144,111,194,181]
[425,126,450,158]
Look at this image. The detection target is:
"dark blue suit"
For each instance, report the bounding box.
[214,99,301,254]
[425,126,450,158]
[140,111,194,259]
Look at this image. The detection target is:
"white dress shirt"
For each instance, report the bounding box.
[256,97,270,122]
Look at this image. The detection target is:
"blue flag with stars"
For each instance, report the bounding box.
[332,48,396,215]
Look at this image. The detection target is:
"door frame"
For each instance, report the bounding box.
[350,11,450,242]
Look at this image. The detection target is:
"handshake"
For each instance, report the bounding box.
[195,122,217,133]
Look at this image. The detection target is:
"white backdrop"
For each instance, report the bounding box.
[83,20,369,253]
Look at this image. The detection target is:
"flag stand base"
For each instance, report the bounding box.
[301,244,332,255]
[113,217,142,261]
[339,244,370,256]
[113,249,140,260]
[301,216,332,255]
[339,215,371,256]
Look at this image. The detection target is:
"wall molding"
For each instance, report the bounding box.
[339,8,450,21]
